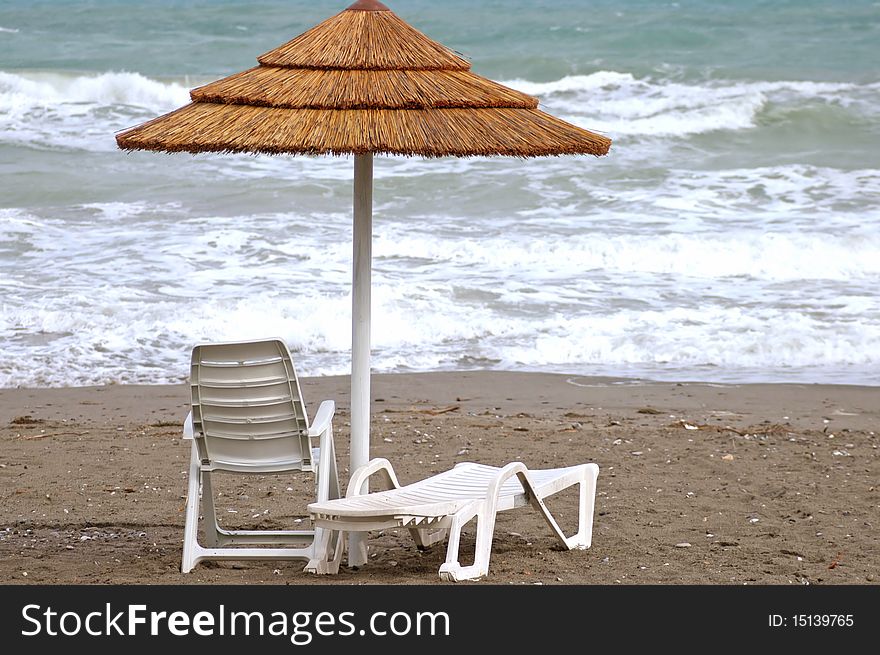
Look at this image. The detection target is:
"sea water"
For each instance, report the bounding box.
[1,0,879,387]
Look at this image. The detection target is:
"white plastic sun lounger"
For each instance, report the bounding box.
[306,458,599,581]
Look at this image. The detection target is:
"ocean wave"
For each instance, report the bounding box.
[5,196,879,289]
[0,70,191,111]
[0,70,192,151]
[501,306,880,373]
[2,201,879,387]
[598,165,880,220]
[502,72,879,137]
[2,284,879,387]
[3,67,877,152]
[371,230,880,282]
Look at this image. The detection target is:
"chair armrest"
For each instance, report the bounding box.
[183,411,194,440]
[346,458,403,497]
[307,400,335,438]
[312,400,340,502]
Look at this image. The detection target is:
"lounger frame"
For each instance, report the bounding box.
[308,458,599,581]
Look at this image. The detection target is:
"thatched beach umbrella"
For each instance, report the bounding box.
[117,0,610,564]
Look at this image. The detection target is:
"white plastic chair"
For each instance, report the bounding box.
[307,458,599,581]
[181,338,340,573]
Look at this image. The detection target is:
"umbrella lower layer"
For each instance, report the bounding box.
[116,103,611,158]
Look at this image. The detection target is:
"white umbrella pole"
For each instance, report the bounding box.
[348,152,373,566]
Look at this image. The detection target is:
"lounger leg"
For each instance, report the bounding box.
[410,526,447,550]
[532,462,598,550]
[348,536,368,568]
[438,502,490,582]
[439,461,598,581]
[577,462,599,549]
[304,526,344,575]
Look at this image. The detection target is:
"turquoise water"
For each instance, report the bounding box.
[1,1,879,386]
[3,1,878,81]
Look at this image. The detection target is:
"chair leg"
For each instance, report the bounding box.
[181,444,204,573]
[201,470,221,547]
[326,426,341,501]
[308,426,346,572]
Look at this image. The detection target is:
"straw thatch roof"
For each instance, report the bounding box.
[116,0,611,158]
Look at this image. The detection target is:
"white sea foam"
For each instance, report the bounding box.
[3,276,880,387]
[503,72,877,137]
[596,165,880,223]
[8,199,878,286]
[501,306,880,372]
[2,195,880,387]
[0,70,192,150]
[0,70,190,111]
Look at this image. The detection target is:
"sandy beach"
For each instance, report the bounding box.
[1,371,876,585]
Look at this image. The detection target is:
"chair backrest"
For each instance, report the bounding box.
[190,339,312,472]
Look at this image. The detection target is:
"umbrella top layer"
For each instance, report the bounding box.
[116,1,611,158]
[258,1,470,71]
[347,0,391,9]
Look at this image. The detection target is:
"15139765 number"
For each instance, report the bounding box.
[769,614,854,628]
